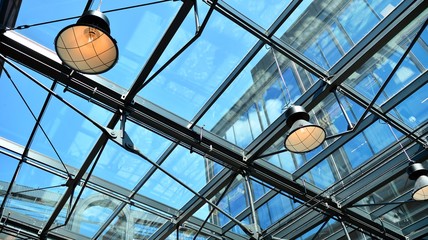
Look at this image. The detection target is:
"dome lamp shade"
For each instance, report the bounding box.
[407,163,428,201]
[284,105,326,153]
[55,10,118,74]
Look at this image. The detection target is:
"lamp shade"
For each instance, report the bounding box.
[284,105,326,153]
[55,10,118,74]
[407,163,428,201]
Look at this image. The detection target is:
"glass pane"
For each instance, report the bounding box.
[356,174,413,213]
[200,47,317,148]
[30,95,104,169]
[215,177,247,226]
[52,187,120,238]
[381,201,428,229]
[131,205,168,239]
[97,1,181,88]
[389,83,428,129]
[344,13,427,105]
[0,153,19,203]
[3,163,67,227]
[221,0,291,29]
[275,0,401,69]
[14,0,86,49]
[0,64,51,146]
[92,122,171,190]
[257,193,297,229]
[139,9,258,120]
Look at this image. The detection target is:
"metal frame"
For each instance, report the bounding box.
[0,0,427,239]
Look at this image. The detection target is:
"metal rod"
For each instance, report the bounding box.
[5,184,66,196]
[137,0,218,92]
[333,89,353,130]
[243,171,261,234]
[341,219,351,240]
[350,18,427,133]
[121,144,254,237]
[192,172,238,240]
[311,217,330,240]
[5,0,173,31]
[0,55,108,135]
[350,200,414,207]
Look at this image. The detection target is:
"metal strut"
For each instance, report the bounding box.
[108,114,256,238]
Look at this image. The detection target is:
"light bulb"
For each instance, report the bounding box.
[84,27,101,43]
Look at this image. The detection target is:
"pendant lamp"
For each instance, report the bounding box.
[407,163,428,201]
[55,10,118,74]
[284,105,326,153]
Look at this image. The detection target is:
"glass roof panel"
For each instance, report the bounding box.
[356,174,412,213]
[0,64,51,146]
[257,193,297,230]
[301,121,403,190]
[220,0,292,29]
[344,13,427,105]
[138,145,222,209]
[130,205,168,239]
[51,186,120,238]
[139,9,258,120]
[381,201,427,229]
[138,169,194,210]
[0,153,19,200]
[97,1,181,88]
[91,121,171,190]
[29,95,104,169]
[275,0,401,69]
[14,0,86,50]
[388,83,428,130]
[217,177,247,227]
[3,163,67,228]
[200,47,314,148]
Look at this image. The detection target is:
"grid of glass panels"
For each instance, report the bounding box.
[0,0,427,240]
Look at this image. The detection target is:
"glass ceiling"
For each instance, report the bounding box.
[0,0,427,239]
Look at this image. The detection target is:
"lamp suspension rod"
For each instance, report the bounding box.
[385,122,413,163]
[351,18,427,132]
[192,172,239,240]
[272,48,292,105]
[333,89,353,130]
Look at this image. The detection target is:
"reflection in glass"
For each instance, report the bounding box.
[201,47,313,148]
[275,0,401,69]
[257,193,297,229]
[140,8,258,120]
[381,201,427,229]
[57,188,120,238]
[221,0,291,29]
[356,174,413,213]
[345,14,427,105]
[390,83,428,129]
[4,163,67,227]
